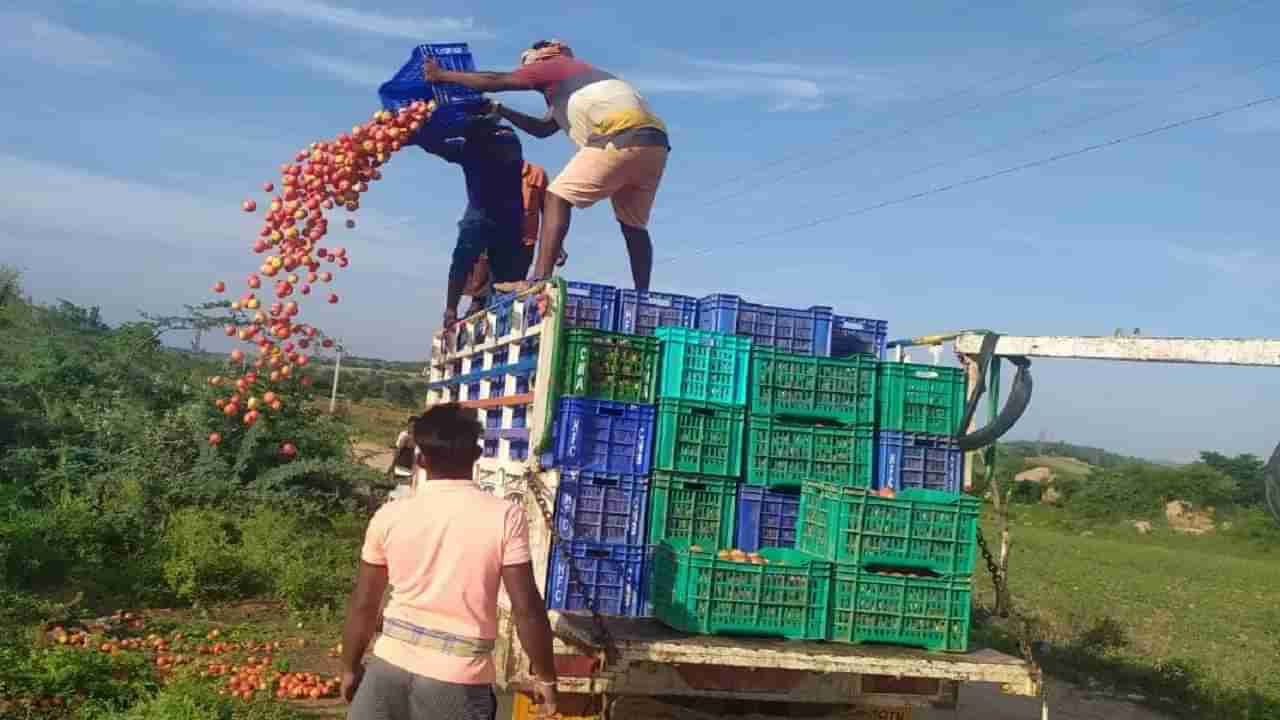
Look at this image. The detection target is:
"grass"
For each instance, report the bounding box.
[976,504,1280,718]
[317,399,412,444]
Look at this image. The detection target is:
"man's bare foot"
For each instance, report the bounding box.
[443,308,458,327]
[556,250,568,267]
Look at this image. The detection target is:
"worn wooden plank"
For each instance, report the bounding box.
[954,335,1280,367]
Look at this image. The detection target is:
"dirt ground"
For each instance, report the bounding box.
[352,441,395,471]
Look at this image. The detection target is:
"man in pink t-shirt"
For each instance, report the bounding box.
[426,39,669,292]
[340,404,558,719]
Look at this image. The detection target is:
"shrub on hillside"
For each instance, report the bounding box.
[238,508,360,609]
[1225,507,1280,549]
[162,509,260,604]
[1070,463,1237,520]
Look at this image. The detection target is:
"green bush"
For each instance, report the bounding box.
[1070,463,1238,520]
[238,508,359,609]
[0,644,155,716]
[1225,507,1280,549]
[162,509,259,604]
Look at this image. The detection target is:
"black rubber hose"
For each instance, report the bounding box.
[949,332,1035,452]
[956,356,1033,451]
[954,333,1000,437]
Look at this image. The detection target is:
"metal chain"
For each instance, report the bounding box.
[975,526,1004,601]
[525,470,615,654]
[976,526,1038,679]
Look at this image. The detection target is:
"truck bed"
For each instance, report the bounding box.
[496,610,1040,707]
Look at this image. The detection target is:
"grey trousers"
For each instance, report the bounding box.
[348,657,497,720]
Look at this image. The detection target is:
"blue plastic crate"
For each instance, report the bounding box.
[832,314,888,359]
[555,470,649,546]
[876,431,964,494]
[379,43,488,142]
[735,486,801,552]
[563,281,619,331]
[618,289,698,336]
[553,398,656,475]
[698,294,833,356]
[493,295,545,338]
[547,541,649,617]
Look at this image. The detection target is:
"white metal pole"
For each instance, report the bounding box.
[329,345,342,414]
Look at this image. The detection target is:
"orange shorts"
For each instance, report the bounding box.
[547,145,668,229]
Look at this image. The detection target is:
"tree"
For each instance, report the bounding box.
[1201,451,1266,507]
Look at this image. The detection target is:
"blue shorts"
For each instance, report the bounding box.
[451,219,528,285]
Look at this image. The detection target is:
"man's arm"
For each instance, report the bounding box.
[427,61,535,93]
[500,562,558,687]
[340,561,389,701]
[495,103,560,139]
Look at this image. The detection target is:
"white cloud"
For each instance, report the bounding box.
[0,154,442,271]
[625,72,827,111]
[1169,244,1280,277]
[175,0,491,40]
[0,11,154,72]
[625,54,908,113]
[295,52,388,88]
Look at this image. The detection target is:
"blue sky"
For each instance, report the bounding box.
[2,1,1278,461]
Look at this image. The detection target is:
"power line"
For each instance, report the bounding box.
[662,0,1016,152]
[658,91,1280,265]
[655,0,1205,203]
[685,0,1257,213]
[790,54,1280,213]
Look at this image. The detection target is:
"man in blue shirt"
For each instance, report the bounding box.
[420,110,531,325]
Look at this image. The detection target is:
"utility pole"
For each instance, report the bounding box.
[329,342,343,414]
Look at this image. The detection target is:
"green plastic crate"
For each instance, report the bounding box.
[830,568,971,652]
[647,471,737,549]
[656,327,751,407]
[561,329,660,403]
[797,483,978,576]
[750,349,877,424]
[650,541,832,640]
[877,362,967,435]
[745,417,874,490]
[654,400,746,478]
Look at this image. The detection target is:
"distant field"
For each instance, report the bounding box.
[313,399,412,443]
[977,505,1280,718]
[1023,456,1096,478]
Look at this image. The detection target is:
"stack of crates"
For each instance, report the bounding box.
[426,292,546,472]
[472,279,978,653]
[786,359,974,652]
[544,284,697,617]
[649,295,885,641]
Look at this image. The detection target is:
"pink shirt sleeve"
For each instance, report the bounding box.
[361,506,393,566]
[502,502,532,566]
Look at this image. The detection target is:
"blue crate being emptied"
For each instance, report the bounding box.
[378,43,488,143]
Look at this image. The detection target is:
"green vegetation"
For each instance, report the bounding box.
[974,436,1280,718]
[977,506,1280,719]
[0,269,375,717]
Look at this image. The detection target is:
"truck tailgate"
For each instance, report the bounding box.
[495,610,1040,706]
